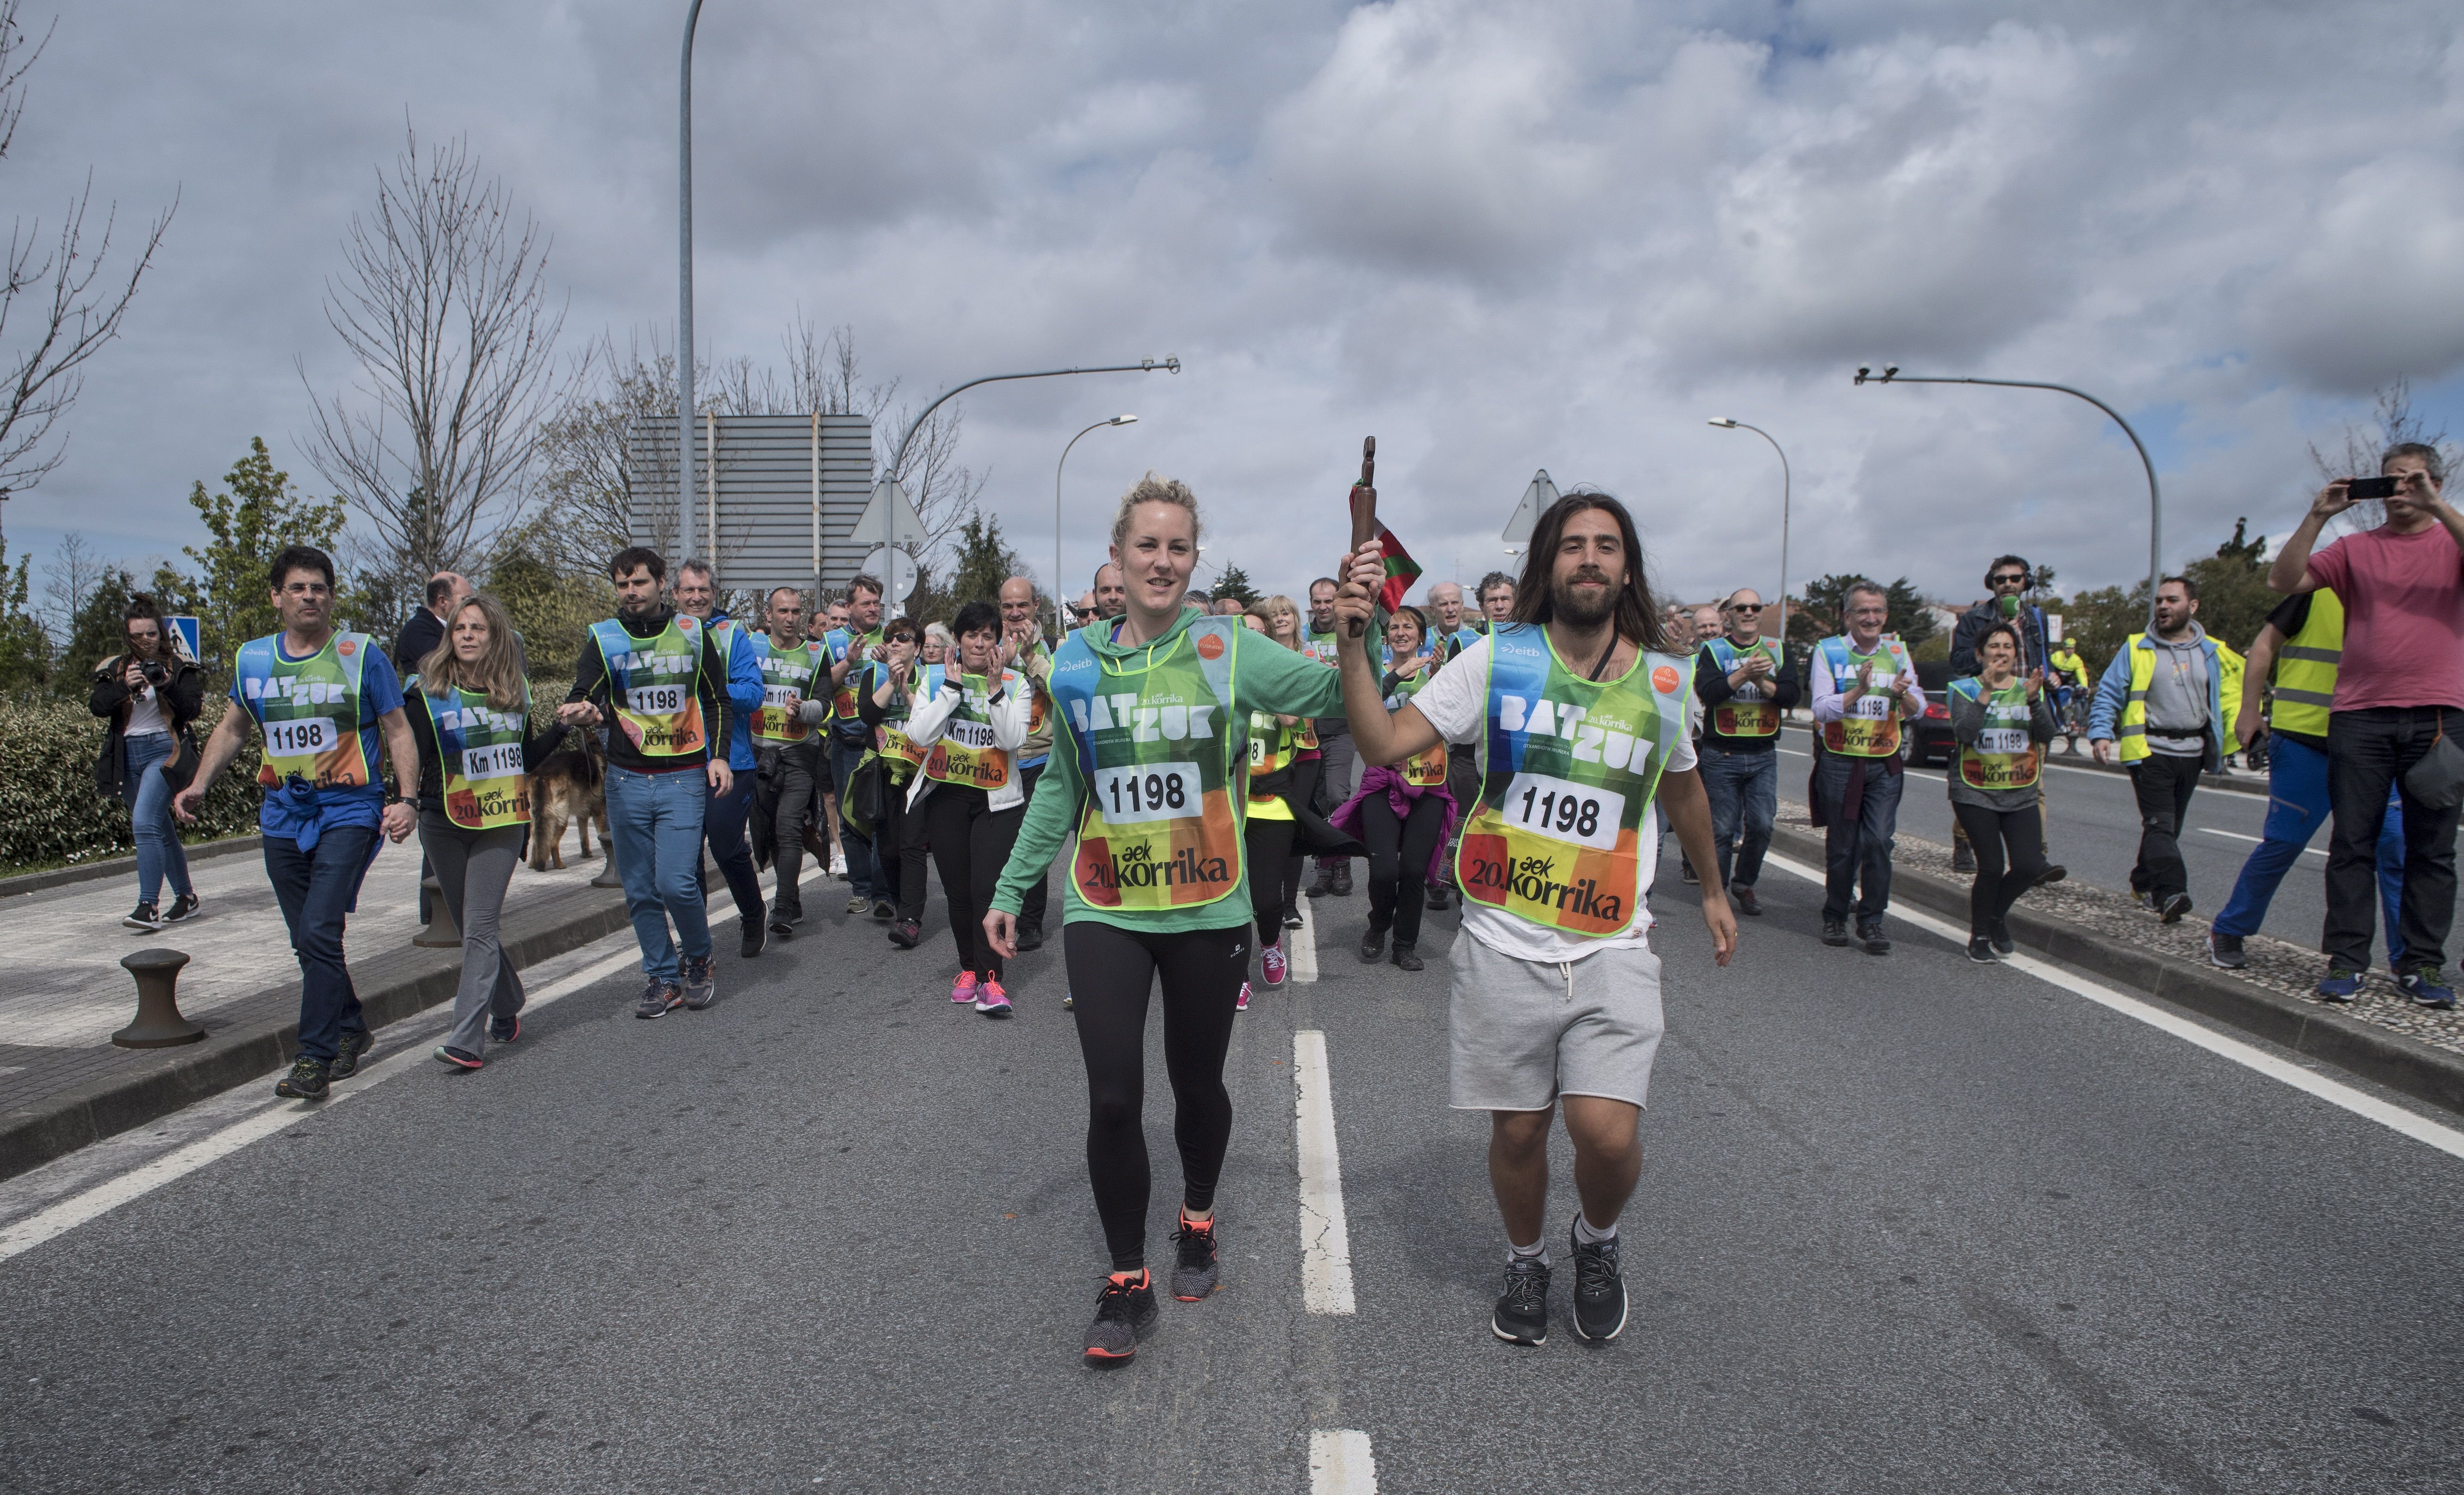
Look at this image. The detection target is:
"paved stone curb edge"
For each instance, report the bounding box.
[1766,825,2464,1120]
[1,834,265,900]
[0,882,631,1184]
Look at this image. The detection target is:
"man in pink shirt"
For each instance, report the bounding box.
[2267,442,2461,1008]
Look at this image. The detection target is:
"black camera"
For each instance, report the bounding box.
[2347,475,2401,501]
[140,659,170,687]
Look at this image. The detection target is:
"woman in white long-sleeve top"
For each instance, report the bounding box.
[902,599,1036,1015]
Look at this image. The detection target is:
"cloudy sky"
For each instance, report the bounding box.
[7,0,2463,619]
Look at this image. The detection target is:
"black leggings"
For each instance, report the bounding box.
[922,784,1022,979]
[1951,800,2048,936]
[1245,812,1296,951]
[1362,791,1449,948]
[880,774,930,925]
[1064,920,1249,1271]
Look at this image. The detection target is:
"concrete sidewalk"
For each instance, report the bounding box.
[0,830,627,1179]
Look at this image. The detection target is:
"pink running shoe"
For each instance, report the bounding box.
[1261,942,1288,988]
[1236,981,1252,1013]
[973,977,1013,1018]
[952,970,980,1004]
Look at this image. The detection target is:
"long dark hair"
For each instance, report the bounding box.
[122,593,174,661]
[1510,490,1670,651]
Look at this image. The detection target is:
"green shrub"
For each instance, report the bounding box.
[0,693,265,871]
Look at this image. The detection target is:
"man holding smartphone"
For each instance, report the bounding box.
[2266,443,2464,1009]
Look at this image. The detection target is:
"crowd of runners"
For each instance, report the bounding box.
[130,436,2463,1362]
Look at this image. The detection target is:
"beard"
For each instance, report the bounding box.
[1549,569,1620,627]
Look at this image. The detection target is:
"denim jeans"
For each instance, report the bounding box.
[1814,752,1902,925]
[830,738,879,901]
[697,770,763,926]
[607,763,713,982]
[1698,745,1778,890]
[2326,707,2463,975]
[2213,733,2404,964]
[122,731,192,905]
[263,825,376,1064]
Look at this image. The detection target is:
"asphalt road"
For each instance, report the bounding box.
[5,846,2463,1492]
[1776,723,2455,964]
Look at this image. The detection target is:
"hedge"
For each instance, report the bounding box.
[1,694,265,872]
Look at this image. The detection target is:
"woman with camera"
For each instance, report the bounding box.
[89,596,206,931]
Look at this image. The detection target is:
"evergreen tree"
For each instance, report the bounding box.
[1211,563,1259,607]
[0,543,49,691]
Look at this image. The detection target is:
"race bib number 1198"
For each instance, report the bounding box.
[1500,771,1625,852]
[266,717,334,758]
[1094,763,1201,825]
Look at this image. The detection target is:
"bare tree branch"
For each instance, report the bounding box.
[299,122,566,590]
[0,0,176,553]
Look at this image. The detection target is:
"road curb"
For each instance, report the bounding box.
[1766,824,2464,1119]
[0,880,632,1184]
[0,834,265,900]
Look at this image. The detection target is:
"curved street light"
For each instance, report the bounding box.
[1058,415,1138,628]
[1708,418,1791,645]
[1855,365,2162,631]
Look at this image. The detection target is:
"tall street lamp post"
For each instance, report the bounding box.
[676,0,706,563]
[1708,418,1791,645]
[1058,415,1138,625]
[1855,366,2163,630]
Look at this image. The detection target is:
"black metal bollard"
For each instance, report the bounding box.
[412,873,462,948]
[113,949,205,1048]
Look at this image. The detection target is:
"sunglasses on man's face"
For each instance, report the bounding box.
[1990,573,2027,587]
[1728,603,1763,614]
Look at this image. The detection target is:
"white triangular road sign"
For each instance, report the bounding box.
[847,478,927,548]
[1503,469,1559,547]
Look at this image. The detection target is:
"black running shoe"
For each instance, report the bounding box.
[768,904,797,937]
[1988,917,2015,956]
[1567,1221,1628,1342]
[329,1027,373,1080]
[122,901,162,932]
[2034,864,2068,888]
[1951,844,1976,874]
[681,957,717,1010]
[888,917,923,948]
[1858,923,1892,957]
[1016,920,1045,952]
[740,919,767,958]
[1821,918,1851,947]
[488,1013,520,1044]
[1282,902,1303,930]
[1390,942,1423,972]
[275,1056,331,1100]
[1426,883,1450,910]
[1966,936,1998,964]
[162,893,201,926]
[1358,927,1385,962]
[2207,932,2246,970]
[1170,1213,1220,1301]
[1084,1270,1161,1362]
[870,898,896,922]
[1492,1256,1550,1346]
[2159,892,2193,925]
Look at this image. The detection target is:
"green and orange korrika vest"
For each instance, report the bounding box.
[1050,617,1244,911]
[1949,676,2040,791]
[1702,636,1784,738]
[1454,623,1684,940]
[922,668,1023,791]
[1385,662,1449,787]
[235,630,376,789]
[1815,634,1913,758]
[749,632,826,745]
[873,661,931,778]
[411,676,533,829]
[588,614,707,758]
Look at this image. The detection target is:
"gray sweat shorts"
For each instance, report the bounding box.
[1448,933,1666,1111]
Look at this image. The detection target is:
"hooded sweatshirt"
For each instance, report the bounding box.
[2141,620,2211,757]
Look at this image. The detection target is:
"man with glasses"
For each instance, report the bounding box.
[1948,557,2065,884]
[1694,589,1797,915]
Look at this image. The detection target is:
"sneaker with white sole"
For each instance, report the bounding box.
[952,971,980,1005]
[161,893,201,926]
[122,902,162,932]
[1261,943,1287,988]
[973,977,1013,1018]
[1235,981,1251,1013]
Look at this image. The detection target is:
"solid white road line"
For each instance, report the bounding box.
[1308,1429,1380,1494]
[0,943,645,1265]
[1293,1029,1357,1314]
[2202,826,2324,857]
[1291,894,1320,984]
[1762,853,2464,1161]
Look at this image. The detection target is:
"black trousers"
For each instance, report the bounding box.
[753,740,823,918]
[1950,800,2048,936]
[1246,812,1296,950]
[879,773,930,926]
[1064,920,1249,1272]
[2125,752,2203,903]
[922,785,1023,980]
[2326,707,2464,973]
[1362,791,1448,947]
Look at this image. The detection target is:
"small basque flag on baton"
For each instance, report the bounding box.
[1371,524,1422,613]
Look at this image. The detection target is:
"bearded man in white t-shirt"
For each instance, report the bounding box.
[1333,489,1735,1348]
